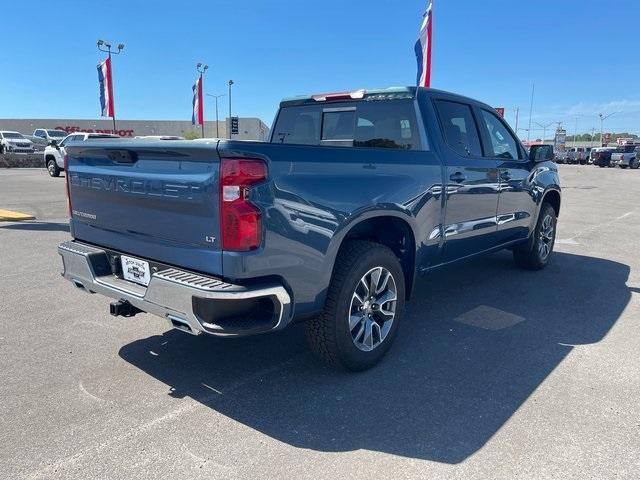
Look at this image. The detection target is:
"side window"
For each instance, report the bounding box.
[354,100,421,150]
[480,110,521,160]
[272,105,320,145]
[434,100,482,157]
[34,130,43,137]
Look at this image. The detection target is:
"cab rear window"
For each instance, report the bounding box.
[271,100,421,150]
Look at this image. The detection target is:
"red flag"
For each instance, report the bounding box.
[97,57,115,117]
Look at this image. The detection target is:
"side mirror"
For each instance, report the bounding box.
[50,139,58,148]
[529,144,554,162]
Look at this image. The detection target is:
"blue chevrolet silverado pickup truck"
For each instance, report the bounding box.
[58,86,561,370]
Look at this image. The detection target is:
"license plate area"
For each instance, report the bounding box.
[120,255,151,286]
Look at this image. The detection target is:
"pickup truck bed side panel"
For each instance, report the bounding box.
[217,141,444,316]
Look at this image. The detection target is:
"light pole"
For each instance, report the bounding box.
[97,40,124,132]
[573,115,579,147]
[598,112,616,147]
[206,93,226,138]
[196,63,209,138]
[527,83,535,142]
[534,121,554,142]
[228,80,234,138]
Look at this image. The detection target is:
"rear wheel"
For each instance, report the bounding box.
[306,240,405,371]
[47,158,60,177]
[631,159,639,169]
[513,203,556,270]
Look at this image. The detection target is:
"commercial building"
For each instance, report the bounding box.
[0,118,270,140]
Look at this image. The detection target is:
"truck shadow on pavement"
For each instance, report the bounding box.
[119,251,631,463]
[0,221,69,232]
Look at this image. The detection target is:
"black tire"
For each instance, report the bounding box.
[631,159,639,170]
[513,203,557,270]
[620,165,628,169]
[46,158,61,177]
[306,240,405,371]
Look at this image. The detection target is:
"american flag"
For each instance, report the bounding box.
[97,57,115,117]
[192,75,204,126]
[414,0,433,88]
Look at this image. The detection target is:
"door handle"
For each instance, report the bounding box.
[449,171,466,183]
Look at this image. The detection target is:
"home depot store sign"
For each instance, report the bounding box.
[55,125,135,137]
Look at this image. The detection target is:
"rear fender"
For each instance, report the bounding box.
[313,208,419,310]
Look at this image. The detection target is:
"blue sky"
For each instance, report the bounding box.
[1,0,639,137]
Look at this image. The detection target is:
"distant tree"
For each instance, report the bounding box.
[183,131,200,140]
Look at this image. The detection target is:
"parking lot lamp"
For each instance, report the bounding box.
[598,112,616,147]
[228,80,234,138]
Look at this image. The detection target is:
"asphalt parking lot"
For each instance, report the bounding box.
[1,165,639,479]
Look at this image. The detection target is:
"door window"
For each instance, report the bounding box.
[434,100,483,157]
[480,110,520,159]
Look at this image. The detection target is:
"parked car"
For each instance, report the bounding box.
[24,135,48,152]
[610,144,640,169]
[58,87,561,371]
[593,147,618,167]
[33,128,68,145]
[554,149,568,163]
[44,132,119,177]
[588,147,602,164]
[566,147,588,164]
[0,131,35,154]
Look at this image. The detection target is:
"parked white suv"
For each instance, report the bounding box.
[44,132,119,177]
[0,131,35,154]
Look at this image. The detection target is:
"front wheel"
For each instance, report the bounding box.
[47,159,61,177]
[513,203,557,270]
[306,241,405,371]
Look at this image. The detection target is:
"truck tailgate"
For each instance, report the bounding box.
[65,140,223,276]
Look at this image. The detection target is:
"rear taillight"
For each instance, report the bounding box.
[64,154,72,218]
[220,158,267,251]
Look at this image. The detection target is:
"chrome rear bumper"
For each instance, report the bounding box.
[58,240,293,337]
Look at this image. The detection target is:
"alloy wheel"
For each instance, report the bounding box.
[538,214,554,261]
[348,266,397,352]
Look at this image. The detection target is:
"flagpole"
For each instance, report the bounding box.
[109,51,116,132]
[195,63,208,138]
[200,73,204,138]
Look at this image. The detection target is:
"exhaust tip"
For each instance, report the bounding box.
[168,315,200,335]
